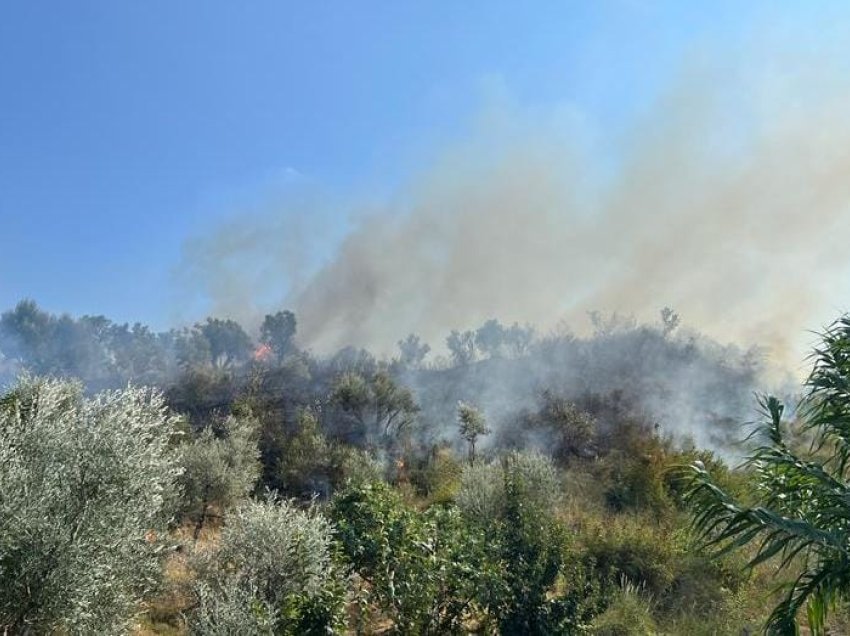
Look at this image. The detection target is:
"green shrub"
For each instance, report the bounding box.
[406,444,463,505]
[456,451,599,633]
[189,495,344,635]
[456,450,562,525]
[581,515,679,596]
[603,450,673,516]
[491,477,576,634]
[591,580,657,636]
[331,482,491,634]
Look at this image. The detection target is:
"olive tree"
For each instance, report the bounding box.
[260,310,297,362]
[178,415,261,541]
[456,451,561,525]
[0,377,182,634]
[189,495,344,635]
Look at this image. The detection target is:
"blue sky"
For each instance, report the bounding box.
[0,1,840,328]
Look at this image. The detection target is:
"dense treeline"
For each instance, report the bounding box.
[3,299,846,634]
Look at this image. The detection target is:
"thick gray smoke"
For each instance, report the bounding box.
[178,51,850,375]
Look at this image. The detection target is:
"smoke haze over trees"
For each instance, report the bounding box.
[0,299,763,457]
[175,47,850,370]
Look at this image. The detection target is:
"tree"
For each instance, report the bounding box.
[456,452,593,633]
[457,402,490,466]
[475,319,506,359]
[0,377,182,634]
[526,392,596,464]
[190,494,344,635]
[330,371,419,444]
[0,299,55,373]
[175,327,213,369]
[260,310,297,362]
[683,315,850,634]
[397,333,431,368]
[446,329,476,366]
[107,321,173,386]
[456,451,562,526]
[198,318,253,368]
[659,306,681,337]
[178,416,261,541]
[504,322,535,357]
[277,408,333,499]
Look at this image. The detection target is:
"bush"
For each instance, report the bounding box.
[490,458,593,634]
[276,408,333,499]
[455,461,503,522]
[591,580,657,636]
[331,482,492,634]
[457,451,598,633]
[580,515,679,597]
[602,450,673,515]
[0,377,182,634]
[406,444,464,505]
[456,451,561,525]
[189,495,344,635]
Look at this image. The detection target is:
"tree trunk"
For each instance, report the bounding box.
[193,496,208,543]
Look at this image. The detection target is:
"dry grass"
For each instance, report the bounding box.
[131,521,223,636]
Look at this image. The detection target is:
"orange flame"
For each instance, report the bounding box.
[252,343,273,362]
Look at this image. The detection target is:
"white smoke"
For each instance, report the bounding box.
[177,48,850,375]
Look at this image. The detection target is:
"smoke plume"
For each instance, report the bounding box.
[179,51,850,372]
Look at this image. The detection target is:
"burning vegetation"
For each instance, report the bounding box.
[5,296,850,634]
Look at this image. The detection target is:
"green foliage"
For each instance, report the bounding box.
[0,377,182,634]
[492,479,574,633]
[455,461,503,522]
[683,316,850,634]
[273,408,385,499]
[457,401,490,465]
[0,300,804,633]
[197,317,254,368]
[580,515,679,596]
[166,366,240,424]
[190,578,278,635]
[276,408,333,498]
[189,495,344,635]
[590,579,657,636]
[178,415,261,540]
[457,451,562,525]
[406,444,464,504]
[603,450,673,516]
[531,391,597,463]
[488,455,596,634]
[330,370,419,444]
[455,452,598,633]
[331,482,492,634]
